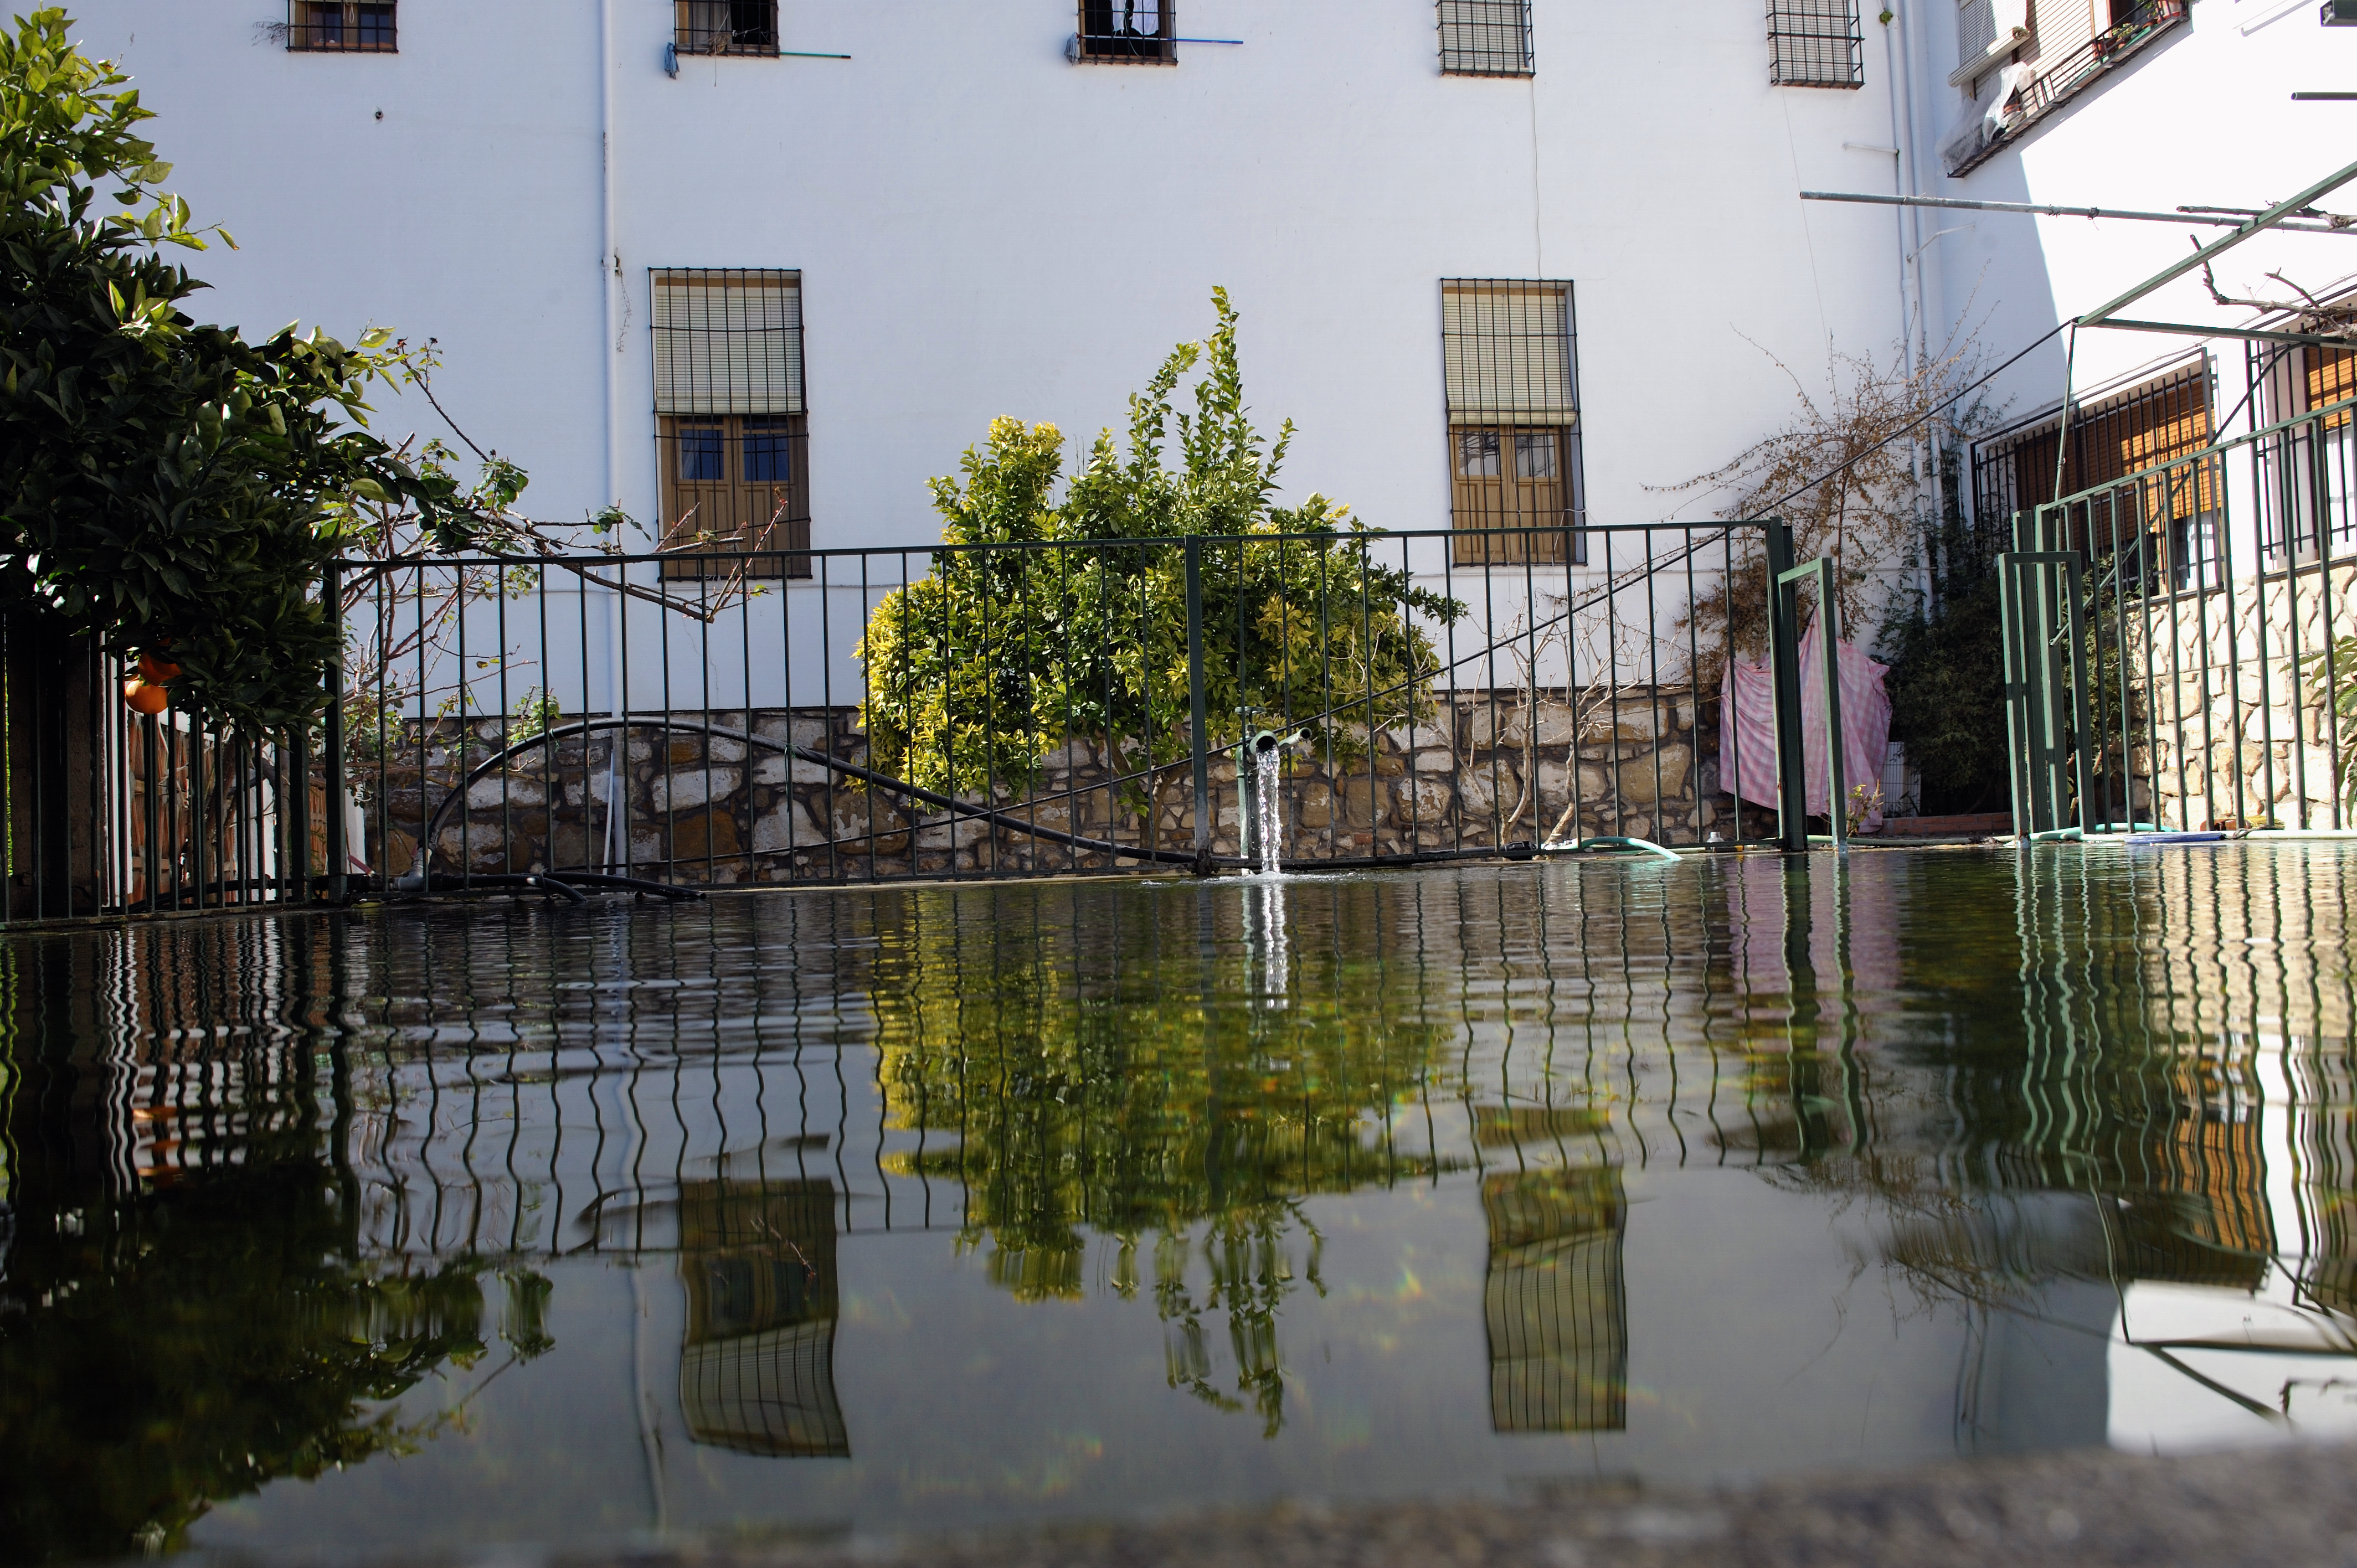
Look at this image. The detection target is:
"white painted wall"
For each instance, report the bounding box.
[64,2,2058,705]
[1906,0,2357,442]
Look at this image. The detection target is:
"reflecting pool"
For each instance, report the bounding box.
[4,845,2356,1561]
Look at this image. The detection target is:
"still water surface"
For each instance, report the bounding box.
[4,846,2357,1560]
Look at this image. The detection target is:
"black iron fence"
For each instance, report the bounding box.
[326,521,1803,896]
[0,625,320,922]
[0,519,1831,922]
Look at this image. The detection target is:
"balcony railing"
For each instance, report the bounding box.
[1947,0,2186,177]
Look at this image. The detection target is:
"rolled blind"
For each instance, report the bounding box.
[1444,281,1577,425]
[652,269,805,415]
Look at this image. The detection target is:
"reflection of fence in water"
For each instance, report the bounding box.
[22,851,2357,1450]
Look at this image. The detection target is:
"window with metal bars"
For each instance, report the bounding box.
[286,1,395,53]
[675,0,780,58]
[1075,1,1175,63]
[1438,0,1532,76]
[1442,280,1586,566]
[2254,338,2357,565]
[1767,0,1864,88]
[651,270,810,579]
[1971,363,2220,589]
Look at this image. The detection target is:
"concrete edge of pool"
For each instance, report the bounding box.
[147,1438,2357,1568]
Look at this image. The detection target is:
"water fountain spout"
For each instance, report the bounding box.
[1237,728,1305,878]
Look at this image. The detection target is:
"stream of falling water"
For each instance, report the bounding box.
[1254,750,1284,878]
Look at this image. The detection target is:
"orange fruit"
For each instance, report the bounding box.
[122,679,168,716]
[138,652,180,683]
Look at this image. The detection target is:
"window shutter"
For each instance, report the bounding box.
[2025,0,2095,65]
[1443,282,1577,425]
[652,270,805,415]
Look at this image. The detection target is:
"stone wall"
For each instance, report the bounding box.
[365,687,1774,884]
[2126,561,2356,831]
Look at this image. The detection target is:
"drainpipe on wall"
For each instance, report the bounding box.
[1887,4,1947,607]
[599,0,627,871]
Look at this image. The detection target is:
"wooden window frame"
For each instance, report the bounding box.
[286,1,397,53]
[657,413,810,581]
[1442,280,1587,566]
[651,268,811,581]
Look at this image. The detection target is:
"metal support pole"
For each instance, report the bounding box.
[323,562,348,901]
[1776,557,1848,852]
[1184,535,1212,873]
[1814,559,1847,853]
[2000,553,2032,839]
[2077,154,2357,327]
[1764,519,1809,852]
[1999,549,2093,837]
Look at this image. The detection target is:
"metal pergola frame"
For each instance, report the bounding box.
[1804,154,2357,350]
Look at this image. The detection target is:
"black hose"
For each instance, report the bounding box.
[406,716,1224,893]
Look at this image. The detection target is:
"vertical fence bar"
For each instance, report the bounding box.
[1764,518,1807,852]
[1185,534,1210,870]
[189,718,208,911]
[2065,554,2096,837]
[325,563,348,901]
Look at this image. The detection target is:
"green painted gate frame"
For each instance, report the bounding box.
[1997,549,2096,840]
[1772,554,1848,852]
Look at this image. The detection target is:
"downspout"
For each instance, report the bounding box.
[1888,4,1947,604]
[599,0,627,870]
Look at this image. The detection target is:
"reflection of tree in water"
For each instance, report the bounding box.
[1149,1203,1321,1438]
[0,1155,550,1561]
[0,929,550,1563]
[868,885,1461,1435]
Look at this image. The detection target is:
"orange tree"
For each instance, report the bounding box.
[856,290,1463,821]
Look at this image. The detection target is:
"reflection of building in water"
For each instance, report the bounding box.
[1481,1151,1626,1433]
[2108,1056,2274,1291]
[676,1179,848,1458]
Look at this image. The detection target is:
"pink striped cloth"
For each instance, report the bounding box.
[1719,623,1892,828]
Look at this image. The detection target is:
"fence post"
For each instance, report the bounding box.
[1184,535,1212,873]
[2000,552,2030,838]
[1810,559,1847,853]
[1764,518,1809,852]
[290,725,311,905]
[323,561,347,902]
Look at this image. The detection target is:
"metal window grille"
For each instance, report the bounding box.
[1076,1,1175,63]
[1438,0,1532,76]
[1442,279,1586,565]
[286,1,395,53]
[2252,338,2357,565]
[1971,362,2219,589]
[677,1180,847,1457]
[651,269,811,578]
[1768,0,1863,87]
[675,0,780,58]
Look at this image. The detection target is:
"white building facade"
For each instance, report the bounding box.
[56,2,2349,708]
